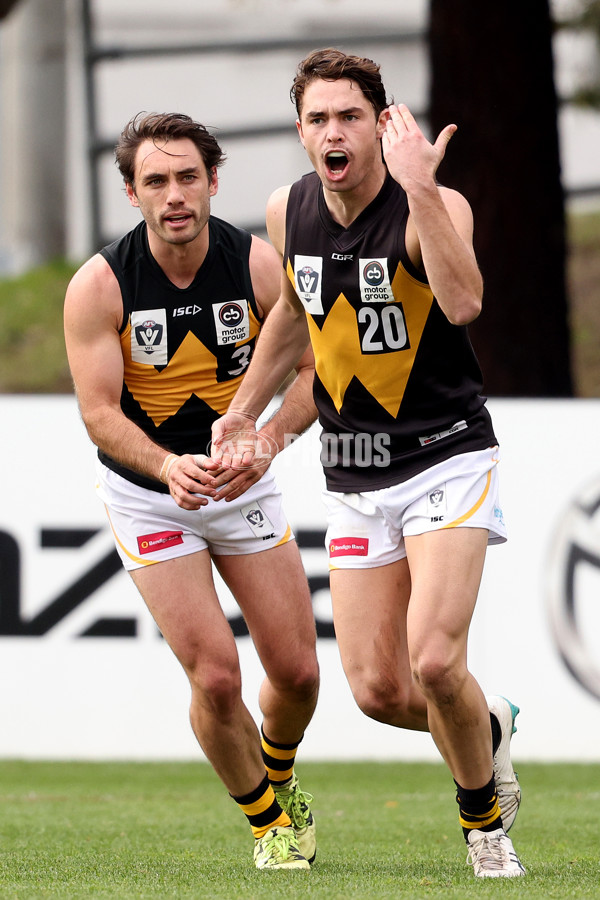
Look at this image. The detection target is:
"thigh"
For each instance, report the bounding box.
[405,526,489,657]
[131,550,239,673]
[213,541,317,675]
[330,560,413,681]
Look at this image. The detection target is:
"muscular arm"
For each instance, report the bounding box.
[211,188,313,474]
[63,255,217,509]
[382,104,483,326]
[249,229,317,452]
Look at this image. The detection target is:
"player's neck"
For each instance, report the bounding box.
[322,165,387,229]
[147,226,210,289]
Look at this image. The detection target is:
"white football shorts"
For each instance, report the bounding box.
[96,460,294,571]
[323,446,507,570]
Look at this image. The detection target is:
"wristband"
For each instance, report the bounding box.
[159,453,178,484]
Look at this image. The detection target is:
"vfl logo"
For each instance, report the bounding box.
[218,302,244,328]
[363,261,385,287]
[427,485,446,522]
[246,509,264,528]
[241,501,275,538]
[131,308,168,365]
[298,266,319,297]
[294,255,324,314]
[135,320,163,353]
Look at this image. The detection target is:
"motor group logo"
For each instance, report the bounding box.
[363,261,385,286]
[547,475,600,701]
[213,300,250,345]
[359,257,394,303]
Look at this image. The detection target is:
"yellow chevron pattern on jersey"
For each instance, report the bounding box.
[292,259,434,417]
[121,325,248,427]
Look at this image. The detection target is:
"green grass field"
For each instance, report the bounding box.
[0,760,598,898]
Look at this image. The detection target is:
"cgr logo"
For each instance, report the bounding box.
[363,261,385,286]
[218,302,244,328]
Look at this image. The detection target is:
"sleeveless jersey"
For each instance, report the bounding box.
[284,171,496,492]
[99,217,262,492]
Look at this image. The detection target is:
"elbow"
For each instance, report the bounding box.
[446,292,482,327]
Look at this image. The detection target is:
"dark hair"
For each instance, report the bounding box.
[115,112,226,187]
[291,48,390,119]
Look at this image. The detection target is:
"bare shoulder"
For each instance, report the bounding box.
[248,234,281,318]
[266,184,292,256]
[64,253,122,328]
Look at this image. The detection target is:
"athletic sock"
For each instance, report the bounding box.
[261,726,302,787]
[231,773,291,839]
[455,775,503,841]
[490,712,502,756]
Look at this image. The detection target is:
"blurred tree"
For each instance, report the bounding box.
[428,0,573,396]
[560,0,600,107]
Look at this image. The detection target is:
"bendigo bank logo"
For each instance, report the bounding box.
[329,537,369,558]
[137,530,184,555]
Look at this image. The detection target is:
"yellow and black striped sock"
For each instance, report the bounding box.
[455,775,503,841]
[261,726,302,787]
[231,774,291,839]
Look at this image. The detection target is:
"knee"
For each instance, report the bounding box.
[351,673,413,726]
[187,661,242,722]
[411,650,464,703]
[274,659,320,703]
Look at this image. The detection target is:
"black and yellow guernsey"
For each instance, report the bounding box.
[284,171,496,492]
[99,217,262,493]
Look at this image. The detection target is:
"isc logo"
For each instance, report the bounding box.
[172,305,201,317]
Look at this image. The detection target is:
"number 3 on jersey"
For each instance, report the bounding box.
[216,338,256,382]
[357,303,410,354]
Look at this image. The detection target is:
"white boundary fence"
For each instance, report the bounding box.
[1,396,599,761]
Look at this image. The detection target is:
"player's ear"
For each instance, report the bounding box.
[376,108,390,140]
[126,181,139,208]
[296,118,306,148]
[208,166,219,197]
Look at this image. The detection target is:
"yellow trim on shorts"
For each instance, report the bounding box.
[441,468,492,529]
[274,523,292,546]
[104,505,158,567]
